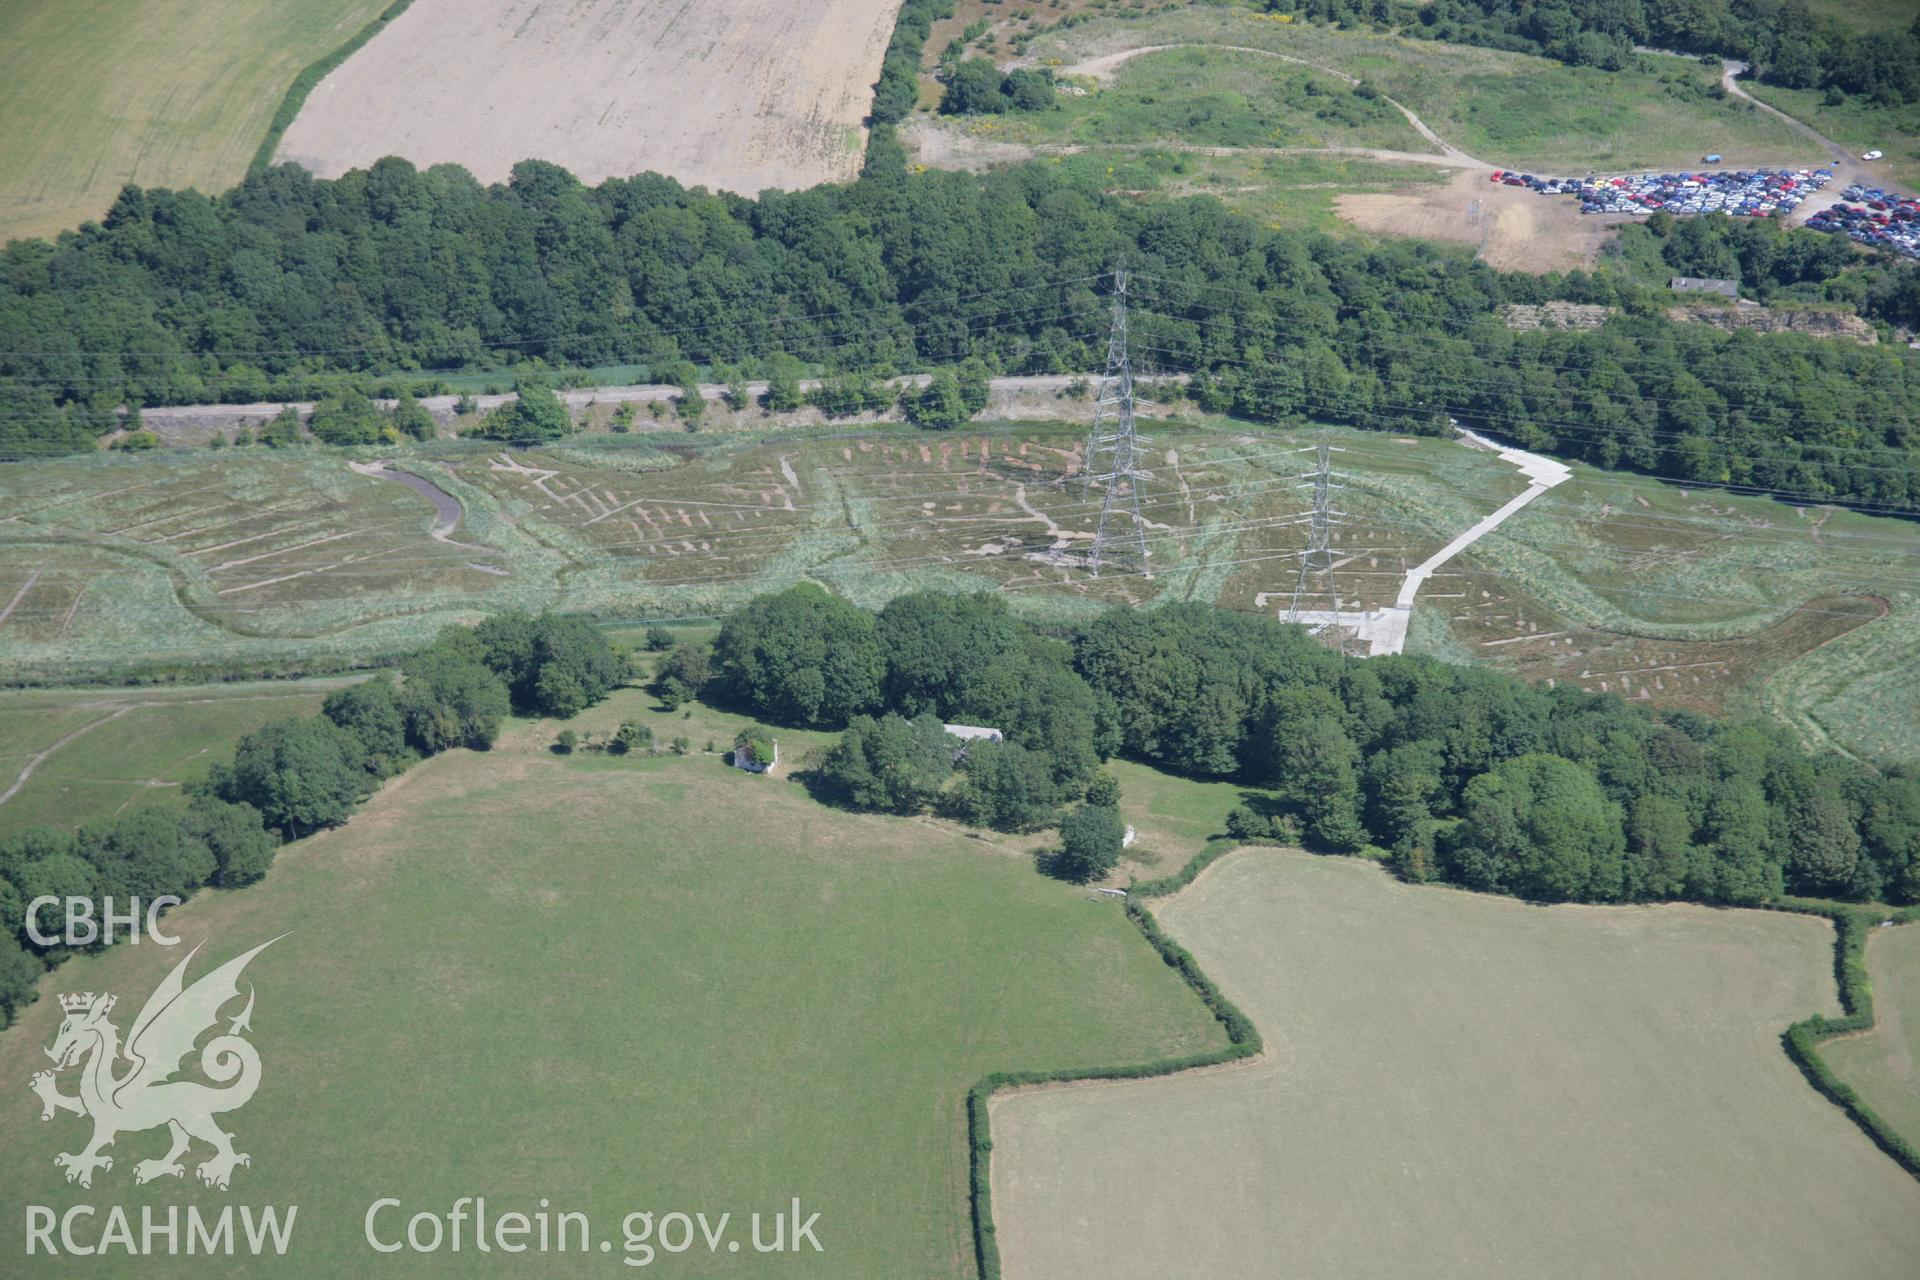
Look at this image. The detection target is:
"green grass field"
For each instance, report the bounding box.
[1801,0,1919,32]
[0,0,385,243]
[1742,80,1920,191]
[998,46,1426,152]
[923,39,1454,234]
[1027,9,1823,172]
[1103,757,1247,865]
[0,696,1222,1276]
[1826,923,1920,1152]
[0,679,356,839]
[990,851,1920,1279]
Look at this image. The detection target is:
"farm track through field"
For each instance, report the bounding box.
[0,704,135,806]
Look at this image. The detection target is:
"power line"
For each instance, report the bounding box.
[5,434,1912,624]
[1286,428,1348,625]
[1083,270,1149,579]
[8,425,1920,591]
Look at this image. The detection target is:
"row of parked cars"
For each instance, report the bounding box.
[1805,186,1920,260]
[1492,167,1836,218]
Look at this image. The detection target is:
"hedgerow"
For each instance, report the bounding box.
[1762,899,1920,1180]
[247,1,420,179]
[965,863,1264,1279]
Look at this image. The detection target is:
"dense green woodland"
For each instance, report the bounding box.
[1264,0,1920,104]
[4,144,1920,504]
[713,587,1920,906]
[0,610,621,1023]
[5,589,1918,1023]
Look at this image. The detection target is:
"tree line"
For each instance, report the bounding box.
[688,585,1127,878]
[1620,210,1920,331]
[9,588,1916,1021]
[680,586,1920,905]
[1261,0,1920,105]
[0,610,622,1024]
[4,141,1920,503]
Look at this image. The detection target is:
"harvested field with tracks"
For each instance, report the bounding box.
[275,0,906,194]
[991,852,1920,1280]
[4,422,1915,757]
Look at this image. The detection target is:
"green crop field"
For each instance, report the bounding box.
[1023,9,1823,173]
[0,0,385,243]
[0,693,1222,1277]
[1826,923,1920,1152]
[990,851,1920,1279]
[0,679,358,839]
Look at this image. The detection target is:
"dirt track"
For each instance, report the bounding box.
[276,0,905,194]
[1060,42,1484,166]
[929,37,1620,272]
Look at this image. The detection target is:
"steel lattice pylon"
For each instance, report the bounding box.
[1286,429,1347,624]
[1082,270,1150,578]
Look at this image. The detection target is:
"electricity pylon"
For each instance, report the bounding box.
[1285,429,1347,623]
[1082,270,1150,578]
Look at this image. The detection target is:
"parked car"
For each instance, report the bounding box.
[1863,150,1884,160]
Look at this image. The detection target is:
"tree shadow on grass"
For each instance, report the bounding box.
[1033,845,1082,883]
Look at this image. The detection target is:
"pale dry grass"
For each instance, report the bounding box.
[992,851,1920,1280]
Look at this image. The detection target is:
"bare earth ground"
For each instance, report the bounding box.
[991,852,1920,1280]
[276,0,906,194]
[1338,168,1626,273]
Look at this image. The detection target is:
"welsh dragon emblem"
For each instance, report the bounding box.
[28,937,282,1190]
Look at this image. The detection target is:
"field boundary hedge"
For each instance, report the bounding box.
[965,854,1920,1277]
[247,0,419,178]
[869,0,953,129]
[1762,898,1920,1182]
[965,840,1263,1280]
